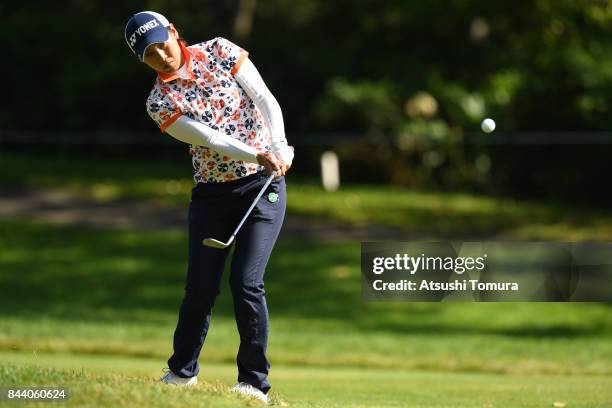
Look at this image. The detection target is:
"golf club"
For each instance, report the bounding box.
[202,170,278,249]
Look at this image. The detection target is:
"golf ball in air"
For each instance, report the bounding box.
[481,118,496,133]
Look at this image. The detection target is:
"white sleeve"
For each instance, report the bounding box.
[234,58,294,166]
[165,115,259,164]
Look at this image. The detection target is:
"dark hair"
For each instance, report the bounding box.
[178,37,189,47]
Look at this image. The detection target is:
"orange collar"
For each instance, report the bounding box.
[157,42,194,82]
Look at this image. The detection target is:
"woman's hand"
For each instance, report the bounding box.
[257,152,287,177]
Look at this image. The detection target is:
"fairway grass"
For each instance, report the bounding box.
[1,351,611,408]
[1,219,611,378]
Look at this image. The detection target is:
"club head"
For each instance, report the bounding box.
[202,235,235,249]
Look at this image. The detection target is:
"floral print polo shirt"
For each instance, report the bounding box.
[146,37,270,183]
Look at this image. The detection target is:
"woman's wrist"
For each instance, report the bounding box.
[272,146,294,167]
[256,152,270,166]
[256,151,287,176]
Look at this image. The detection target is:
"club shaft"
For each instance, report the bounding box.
[230,171,277,238]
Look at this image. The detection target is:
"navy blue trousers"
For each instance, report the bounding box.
[168,171,286,394]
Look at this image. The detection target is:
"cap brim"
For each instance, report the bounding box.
[136,28,169,60]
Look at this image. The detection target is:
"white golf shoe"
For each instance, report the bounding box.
[160,368,198,386]
[231,382,268,404]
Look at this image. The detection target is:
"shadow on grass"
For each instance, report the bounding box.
[3,152,612,241]
[1,219,611,339]
[286,183,612,240]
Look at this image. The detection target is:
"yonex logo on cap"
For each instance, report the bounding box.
[129,19,160,47]
[124,11,171,60]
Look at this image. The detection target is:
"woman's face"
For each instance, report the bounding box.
[142,24,183,73]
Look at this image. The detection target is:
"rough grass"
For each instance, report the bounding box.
[0,362,275,408]
[1,353,611,408]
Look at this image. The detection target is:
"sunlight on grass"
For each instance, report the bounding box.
[1,219,611,377]
[1,355,611,407]
[2,153,612,239]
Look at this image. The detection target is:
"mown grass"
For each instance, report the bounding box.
[2,153,612,240]
[1,219,611,378]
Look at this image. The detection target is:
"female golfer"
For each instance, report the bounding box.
[124,11,294,404]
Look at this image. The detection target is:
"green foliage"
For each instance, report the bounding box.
[5,1,612,132]
[315,78,402,133]
[6,1,612,195]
